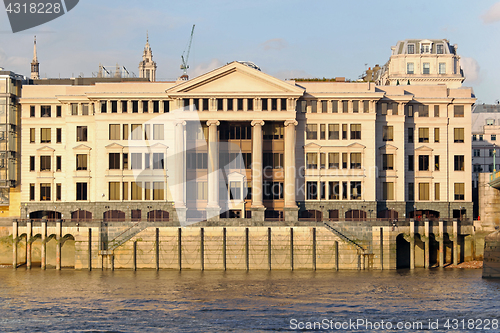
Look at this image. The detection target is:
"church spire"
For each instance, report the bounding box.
[139,32,156,81]
[31,36,39,80]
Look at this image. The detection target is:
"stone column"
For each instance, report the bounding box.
[174,121,187,223]
[453,219,459,265]
[56,219,62,270]
[106,100,111,113]
[12,220,18,269]
[26,220,32,270]
[424,219,430,269]
[284,120,298,222]
[251,120,265,221]
[439,219,444,267]
[206,120,221,221]
[127,100,132,113]
[410,219,415,270]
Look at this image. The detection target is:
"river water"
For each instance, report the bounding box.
[0,268,499,332]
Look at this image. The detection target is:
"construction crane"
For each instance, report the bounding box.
[180,24,195,80]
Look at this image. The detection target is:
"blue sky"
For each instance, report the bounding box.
[1,0,500,103]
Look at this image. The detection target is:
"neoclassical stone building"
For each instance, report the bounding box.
[19,40,475,223]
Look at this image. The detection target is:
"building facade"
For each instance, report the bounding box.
[19,58,475,222]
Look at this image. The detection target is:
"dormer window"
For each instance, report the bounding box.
[407,44,415,54]
[436,44,444,54]
[421,44,430,53]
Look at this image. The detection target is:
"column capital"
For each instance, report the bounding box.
[206,120,220,127]
[284,119,298,127]
[251,120,265,127]
[175,120,187,127]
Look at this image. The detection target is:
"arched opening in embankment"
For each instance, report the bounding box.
[61,234,75,268]
[71,210,92,222]
[396,234,410,269]
[103,210,125,221]
[378,209,399,220]
[29,211,62,220]
[345,209,366,221]
[147,210,169,222]
[429,233,439,267]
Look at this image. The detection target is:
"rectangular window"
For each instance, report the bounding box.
[142,101,149,113]
[30,184,35,201]
[109,153,120,169]
[109,124,120,140]
[56,156,61,171]
[454,183,465,200]
[383,126,393,141]
[454,155,465,171]
[350,153,361,169]
[306,181,318,200]
[408,44,415,54]
[306,152,318,169]
[492,134,497,141]
[261,99,267,111]
[439,63,446,74]
[310,100,317,113]
[123,124,129,140]
[153,124,164,140]
[473,149,480,157]
[76,183,88,201]
[342,182,348,200]
[131,182,142,200]
[379,102,388,115]
[109,182,120,200]
[76,126,87,142]
[434,128,439,143]
[320,124,326,140]
[30,105,35,117]
[407,104,414,117]
[56,183,61,201]
[408,155,414,171]
[408,182,414,201]
[350,181,361,200]
[321,100,328,113]
[40,183,51,201]
[41,128,51,143]
[352,100,359,113]
[144,124,150,140]
[122,182,128,200]
[30,128,35,143]
[82,103,88,115]
[132,100,139,113]
[342,124,348,140]
[328,124,339,140]
[435,155,440,171]
[419,105,429,117]
[121,101,127,113]
[342,153,348,169]
[230,181,242,200]
[418,128,429,143]
[328,153,339,169]
[419,183,430,201]
[487,119,495,125]
[56,128,62,143]
[435,183,440,200]
[454,105,464,117]
[131,153,142,169]
[480,135,483,141]
[153,182,164,200]
[76,154,87,171]
[407,62,414,74]
[30,156,35,171]
[328,181,339,200]
[383,182,394,200]
[332,100,338,113]
[434,105,439,117]
[40,156,51,171]
[123,153,128,170]
[418,155,429,171]
[247,99,253,111]
[454,128,464,143]
[363,100,370,113]
[153,153,165,169]
[131,124,142,140]
[145,153,151,169]
[71,103,78,115]
[306,124,317,140]
[144,182,151,200]
[382,154,394,170]
[41,105,51,117]
[350,124,361,140]
[436,44,444,54]
[153,100,159,113]
[423,62,430,74]
[342,100,348,113]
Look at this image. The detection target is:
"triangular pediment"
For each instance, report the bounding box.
[227,171,246,181]
[167,62,305,96]
[150,143,169,149]
[73,144,92,151]
[347,143,366,149]
[304,143,322,149]
[105,143,124,149]
[37,146,55,152]
[415,145,433,152]
[378,144,398,151]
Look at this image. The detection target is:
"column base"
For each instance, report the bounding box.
[206,207,221,222]
[175,207,188,226]
[251,206,266,222]
[284,207,299,222]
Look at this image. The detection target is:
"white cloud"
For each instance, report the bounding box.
[190,58,224,78]
[0,48,29,73]
[461,57,481,83]
[260,38,288,51]
[481,2,500,24]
